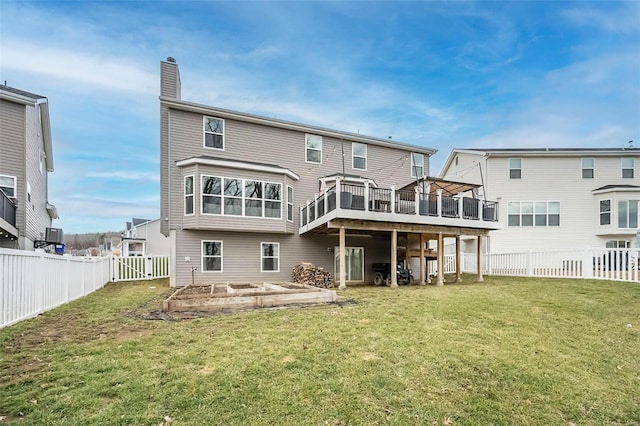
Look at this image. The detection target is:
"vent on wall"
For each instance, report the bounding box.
[45,227,64,244]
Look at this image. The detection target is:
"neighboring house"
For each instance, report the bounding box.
[439,148,640,253]
[0,85,59,251]
[119,218,170,256]
[160,58,500,287]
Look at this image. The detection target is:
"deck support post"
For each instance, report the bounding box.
[437,232,444,286]
[420,233,426,285]
[455,235,462,282]
[476,235,484,283]
[391,229,398,288]
[339,226,346,289]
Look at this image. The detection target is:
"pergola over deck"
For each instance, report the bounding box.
[300,176,501,288]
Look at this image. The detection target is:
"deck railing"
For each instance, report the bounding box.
[300,180,499,230]
[0,190,16,227]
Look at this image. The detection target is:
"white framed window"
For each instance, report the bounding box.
[0,175,16,198]
[411,153,424,178]
[261,242,279,272]
[200,175,282,219]
[202,241,223,272]
[508,201,559,227]
[618,200,638,228]
[509,158,522,179]
[600,200,611,225]
[622,158,635,179]
[287,185,294,222]
[581,158,594,179]
[305,134,322,164]
[245,180,263,217]
[202,176,222,214]
[223,178,243,216]
[264,183,282,218]
[352,143,367,171]
[184,176,194,215]
[606,240,631,248]
[203,116,225,150]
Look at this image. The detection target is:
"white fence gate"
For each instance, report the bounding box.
[0,249,170,328]
[111,255,170,281]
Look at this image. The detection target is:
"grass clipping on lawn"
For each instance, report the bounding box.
[1,276,639,425]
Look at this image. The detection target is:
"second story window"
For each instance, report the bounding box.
[306,134,322,164]
[600,200,611,225]
[202,176,222,214]
[265,183,282,218]
[622,158,635,179]
[509,158,522,179]
[508,201,559,227]
[201,175,282,219]
[204,116,225,150]
[411,153,424,178]
[352,143,367,170]
[581,158,594,179]
[0,175,16,198]
[184,176,194,215]
[618,200,638,228]
[224,178,243,216]
[287,186,294,222]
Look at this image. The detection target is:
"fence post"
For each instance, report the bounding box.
[527,250,533,276]
[65,255,70,302]
[146,256,153,278]
[414,187,419,215]
[487,252,493,275]
[336,179,341,209]
[582,248,593,279]
[37,250,45,315]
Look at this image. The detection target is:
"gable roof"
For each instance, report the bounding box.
[0,85,45,104]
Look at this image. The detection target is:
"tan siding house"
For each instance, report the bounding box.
[160,58,500,287]
[440,148,640,253]
[0,85,58,250]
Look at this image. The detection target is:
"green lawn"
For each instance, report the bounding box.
[1,276,639,425]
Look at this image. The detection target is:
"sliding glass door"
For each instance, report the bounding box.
[334,247,364,282]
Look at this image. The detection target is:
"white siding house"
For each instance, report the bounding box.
[440,148,640,253]
[120,218,169,256]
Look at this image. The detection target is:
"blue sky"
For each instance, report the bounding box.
[1,1,639,234]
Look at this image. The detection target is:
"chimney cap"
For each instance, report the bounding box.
[166,56,176,63]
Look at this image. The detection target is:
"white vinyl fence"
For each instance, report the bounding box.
[449,248,640,283]
[1,248,170,328]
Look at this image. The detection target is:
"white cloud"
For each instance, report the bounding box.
[85,171,160,183]
[561,4,640,35]
[1,40,156,95]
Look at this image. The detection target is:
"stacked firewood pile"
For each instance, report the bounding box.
[292,262,334,288]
